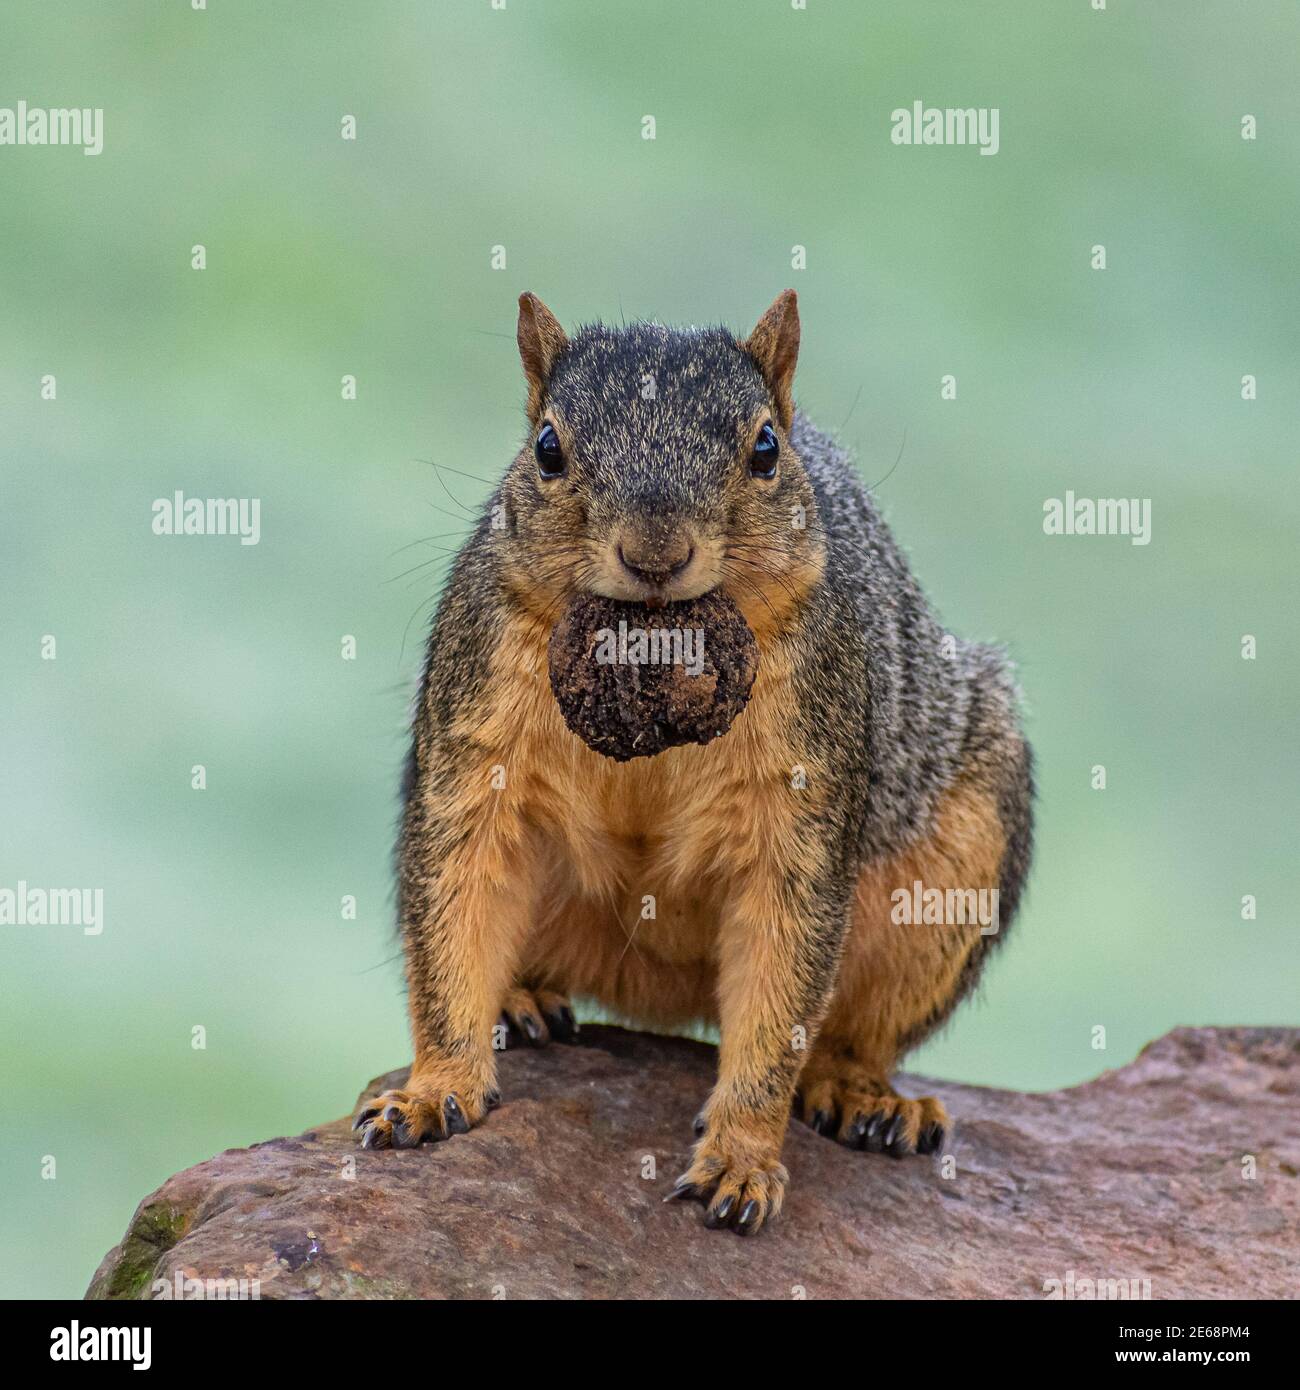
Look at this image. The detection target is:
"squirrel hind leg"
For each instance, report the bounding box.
[795,1049,948,1157]
[797,769,1018,1158]
[496,984,579,1048]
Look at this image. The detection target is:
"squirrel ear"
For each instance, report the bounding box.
[741,290,800,430]
[517,292,569,419]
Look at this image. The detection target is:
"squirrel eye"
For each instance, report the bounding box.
[534,422,565,479]
[750,422,779,479]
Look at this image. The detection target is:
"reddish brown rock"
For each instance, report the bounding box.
[87,1026,1299,1300]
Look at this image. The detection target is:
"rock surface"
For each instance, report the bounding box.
[87,1025,1298,1300]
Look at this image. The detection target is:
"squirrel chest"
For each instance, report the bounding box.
[463,609,824,966]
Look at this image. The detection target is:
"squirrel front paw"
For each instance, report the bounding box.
[666,1127,789,1236]
[352,1074,498,1150]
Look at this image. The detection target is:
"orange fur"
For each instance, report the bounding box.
[820,779,1007,1069]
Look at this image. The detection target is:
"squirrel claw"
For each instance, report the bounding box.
[735,1199,762,1236]
[702,1193,736,1228]
[543,1005,580,1042]
[663,1179,704,1204]
[917,1122,946,1155]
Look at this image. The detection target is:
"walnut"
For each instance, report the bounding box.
[548,591,758,762]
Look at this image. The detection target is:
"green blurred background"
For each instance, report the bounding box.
[2,1,1297,1297]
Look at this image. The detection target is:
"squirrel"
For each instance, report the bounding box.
[354,290,1034,1237]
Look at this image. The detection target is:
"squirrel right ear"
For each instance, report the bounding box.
[517,293,569,419]
[741,290,800,431]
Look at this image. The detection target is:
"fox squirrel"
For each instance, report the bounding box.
[354,290,1034,1236]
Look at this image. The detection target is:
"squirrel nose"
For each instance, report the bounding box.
[617,540,694,587]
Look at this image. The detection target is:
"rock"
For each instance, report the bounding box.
[547,591,758,762]
[87,1025,1299,1300]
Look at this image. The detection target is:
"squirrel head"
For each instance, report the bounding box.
[499,291,826,636]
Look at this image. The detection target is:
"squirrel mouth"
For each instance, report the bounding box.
[589,579,720,612]
[587,557,722,610]
[581,533,723,610]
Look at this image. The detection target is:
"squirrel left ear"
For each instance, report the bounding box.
[742,289,800,431]
[517,292,569,420]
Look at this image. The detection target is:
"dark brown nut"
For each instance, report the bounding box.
[547,590,759,762]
